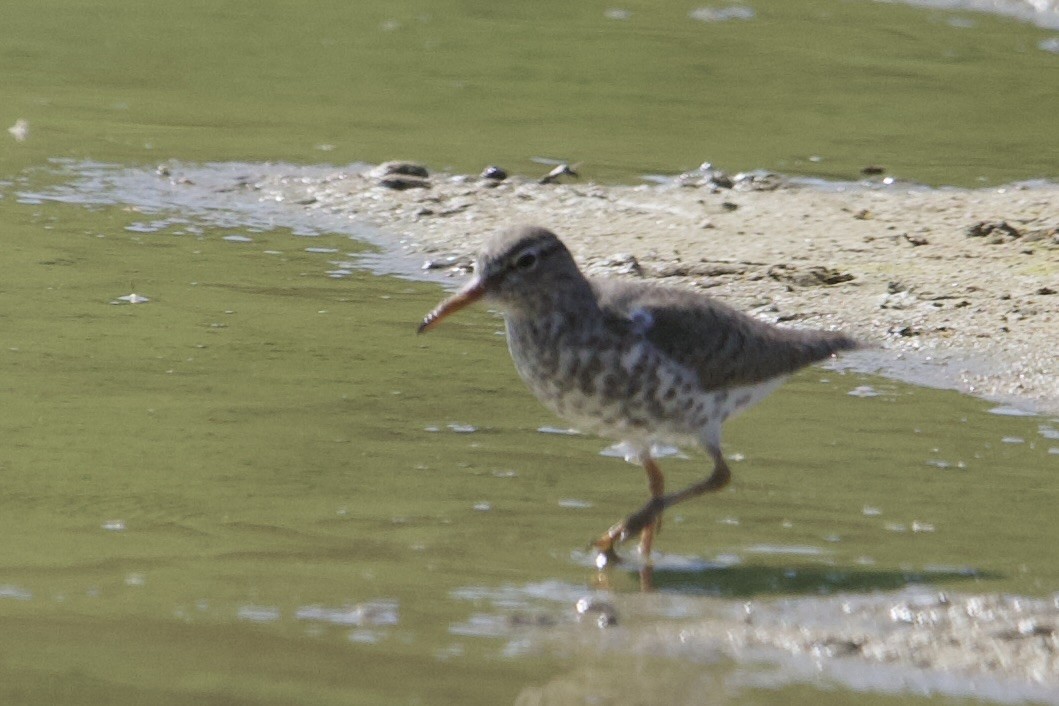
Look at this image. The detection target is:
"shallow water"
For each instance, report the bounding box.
[2,187,1058,703]
[2,0,1058,702]
[4,0,1058,185]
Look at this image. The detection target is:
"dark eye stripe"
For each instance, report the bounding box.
[508,242,561,271]
[515,252,537,269]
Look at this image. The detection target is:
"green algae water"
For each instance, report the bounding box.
[2,192,1057,704]
[3,0,1057,185]
[2,0,1058,703]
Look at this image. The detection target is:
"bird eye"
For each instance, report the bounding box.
[514,251,538,270]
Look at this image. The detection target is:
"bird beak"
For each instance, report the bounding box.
[417,278,487,334]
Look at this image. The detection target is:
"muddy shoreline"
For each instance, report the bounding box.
[253,163,1059,415]
[517,587,1059,704]
[131,160,1059,698]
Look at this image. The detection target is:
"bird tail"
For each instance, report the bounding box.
[785,328,864,367]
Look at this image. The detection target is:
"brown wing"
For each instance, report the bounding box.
[594,278,860,392]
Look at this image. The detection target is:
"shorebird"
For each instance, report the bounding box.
[418,226,861,564]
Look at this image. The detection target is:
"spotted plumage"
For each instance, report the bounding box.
[419,225,861,564]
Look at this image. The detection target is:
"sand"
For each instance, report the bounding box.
[244,163,1059,696]
[256,164,1059,414]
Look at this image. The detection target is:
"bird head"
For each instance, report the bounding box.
[417,226,584,333]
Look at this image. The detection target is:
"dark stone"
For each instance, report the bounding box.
[966,220,1021,242]
[374,160,429,178]
[378,174,430,190]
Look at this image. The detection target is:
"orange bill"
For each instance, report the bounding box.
[417,279,487,333]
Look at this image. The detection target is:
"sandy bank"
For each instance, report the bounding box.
[515,587,1059,703]
[253,165,1059,414]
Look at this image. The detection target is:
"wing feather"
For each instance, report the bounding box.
[594,278,860,392]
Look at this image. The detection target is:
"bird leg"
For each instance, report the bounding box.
[637,456,665,558]
[592,447,731,563]
[655,445,731,512]
[592,455,666,564]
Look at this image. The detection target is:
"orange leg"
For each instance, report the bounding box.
[594,455,666,564]
[637,456,665,559]
[593,446,731,564]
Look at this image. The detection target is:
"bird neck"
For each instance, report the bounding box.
[508,275,600,324]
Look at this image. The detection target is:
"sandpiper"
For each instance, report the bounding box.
[418,226,861,564]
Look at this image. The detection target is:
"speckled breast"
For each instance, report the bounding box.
[504,315,715,444]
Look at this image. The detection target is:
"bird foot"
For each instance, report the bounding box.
[590,497,666,567]
[622,496,666,539]
[591,541,623,569]
[591,522,627,567]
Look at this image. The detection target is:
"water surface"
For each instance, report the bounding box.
[2,188,1057,703]
[2,0,1058,702]
[4,0,1057,185]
